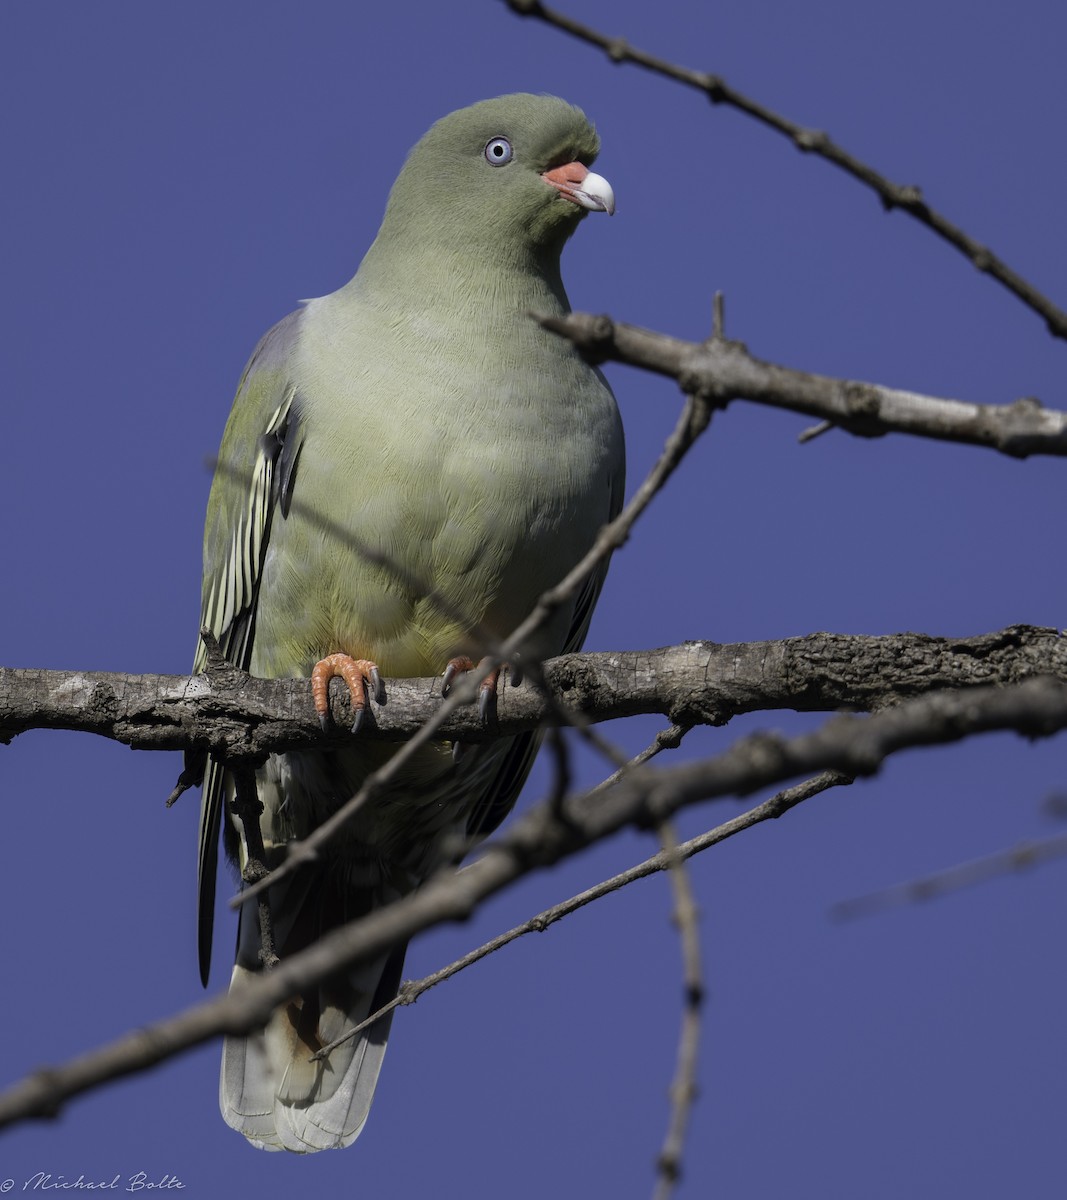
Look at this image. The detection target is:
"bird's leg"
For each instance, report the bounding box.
[312,653,386,733]
[229,761,279,970]
[442,655,523,761]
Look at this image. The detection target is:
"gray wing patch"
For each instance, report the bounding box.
[193,364,303,984]
[195,390,301,675]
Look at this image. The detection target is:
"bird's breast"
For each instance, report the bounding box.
[254,295,622,678]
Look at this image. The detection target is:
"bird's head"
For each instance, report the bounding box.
[375,93,614,268]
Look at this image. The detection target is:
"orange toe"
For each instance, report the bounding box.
[441,655,512,724]
[312,653,385,732]
[441,655,476,697]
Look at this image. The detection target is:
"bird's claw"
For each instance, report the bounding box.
[441,655,475,697]
[441,655,513,724]
[478,684,495,725]
[443,655,511,762]
[311,653,385,732]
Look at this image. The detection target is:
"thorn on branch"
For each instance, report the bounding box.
[798,419,836,444]
[710,292,725,341]
[165,760,204,808]
[199,627,230,672]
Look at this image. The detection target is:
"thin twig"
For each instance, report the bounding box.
[312,768,850,1063]
[830,830,1067,921]
[312,722,704,1060]
[587,723,691,796]
[653,822,703,1200]
[505,0,1067,340]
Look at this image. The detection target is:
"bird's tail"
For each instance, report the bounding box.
[220,865,407,1152]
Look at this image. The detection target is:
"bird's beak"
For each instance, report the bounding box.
[541,161,615,215]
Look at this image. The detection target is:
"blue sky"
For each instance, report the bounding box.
[2,1,1065,1196]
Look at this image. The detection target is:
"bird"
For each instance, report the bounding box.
[191,93,625,1153]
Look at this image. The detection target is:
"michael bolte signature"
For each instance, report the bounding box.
[2,1174,185,1192]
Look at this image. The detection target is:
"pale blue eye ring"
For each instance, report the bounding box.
[484,136,513,166]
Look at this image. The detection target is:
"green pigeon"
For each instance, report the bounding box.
[192,93,624,1153]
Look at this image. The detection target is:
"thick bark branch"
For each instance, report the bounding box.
[2,674,1065,1129]
[1,625,1062,757]
[537,312,1067,458]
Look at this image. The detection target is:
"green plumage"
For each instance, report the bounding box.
[194,93,624,1152]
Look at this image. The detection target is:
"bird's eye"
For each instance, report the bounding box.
[484,136,513,166]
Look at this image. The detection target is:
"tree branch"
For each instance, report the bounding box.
[2,626,1062,755]
[506,0,1067,340]
[653,822,703,1200]
[537,311,1067,458]
[312,768,851,1064]
[2,676,1066,1129]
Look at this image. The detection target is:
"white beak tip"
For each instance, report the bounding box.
[575,171,615,216]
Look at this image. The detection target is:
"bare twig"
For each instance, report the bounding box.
[653,822,703,1200]
[4,675,1064,1128]
[312,722,701,1061]
[831,831,1067,921]
[506,0,1067,340]
[539,311,1067,458]
[316,767,851,1062]
[587,723,691,796]
[314,768,851,1062]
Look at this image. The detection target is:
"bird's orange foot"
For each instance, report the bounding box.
[442,655,497,723]
[442,656,491,764]
[311,653,385,733]
[441,654,523,734]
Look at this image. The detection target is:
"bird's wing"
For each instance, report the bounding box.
[194,310,305,985]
